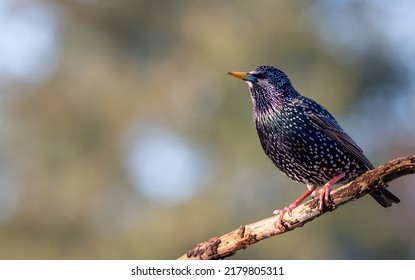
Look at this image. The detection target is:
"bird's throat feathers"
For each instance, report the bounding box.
[249,85,285,125]
[252,98,281,125]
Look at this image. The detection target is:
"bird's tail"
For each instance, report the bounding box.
[370,185,400,208]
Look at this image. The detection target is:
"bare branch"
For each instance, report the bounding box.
[178,155,415,260]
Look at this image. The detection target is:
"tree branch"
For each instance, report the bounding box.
[178,155,415,260]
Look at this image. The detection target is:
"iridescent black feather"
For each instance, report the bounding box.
[234,65,399,207]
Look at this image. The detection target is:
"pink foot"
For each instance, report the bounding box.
[273,187,316,228]
[273,172,346,228]
[318,172,345,210]
[273,206,293,228]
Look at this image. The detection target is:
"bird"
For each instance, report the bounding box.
[227,65,400,226]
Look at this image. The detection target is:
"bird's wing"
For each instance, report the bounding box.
[306,112,374,169]
[306,112,400,207]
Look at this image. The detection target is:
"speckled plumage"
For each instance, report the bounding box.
[228,65,399,218]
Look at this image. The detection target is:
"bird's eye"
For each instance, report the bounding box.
[250,73,265,79]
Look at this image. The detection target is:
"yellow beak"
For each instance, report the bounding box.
[227,71,248,80]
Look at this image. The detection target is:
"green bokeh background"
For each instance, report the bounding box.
[0,0,414,259]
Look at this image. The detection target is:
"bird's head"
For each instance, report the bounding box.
[228,65,297,114]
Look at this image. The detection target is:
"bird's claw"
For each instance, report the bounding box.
[318,186,330,210]
[272,206,292,217]
[318,172,346,210]
[273,206,294,228]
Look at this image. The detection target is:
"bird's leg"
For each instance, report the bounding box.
[318,172,345,210]
[273,186,316,227]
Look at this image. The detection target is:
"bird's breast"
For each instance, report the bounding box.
[254,111,362,186]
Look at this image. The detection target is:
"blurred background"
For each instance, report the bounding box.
[0,0,414,259]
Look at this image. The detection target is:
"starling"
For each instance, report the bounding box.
[228,65,399,226]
